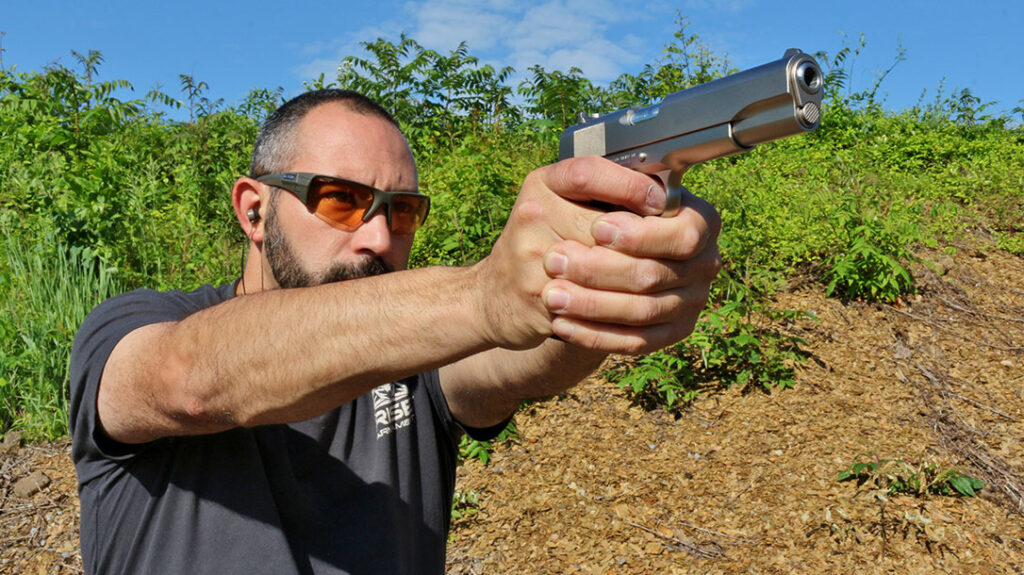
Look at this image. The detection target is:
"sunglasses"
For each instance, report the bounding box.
[256,172,430,235]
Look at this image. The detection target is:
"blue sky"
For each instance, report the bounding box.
[4,0,1022,120]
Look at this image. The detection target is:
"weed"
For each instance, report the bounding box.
[458,419,519,466]
[837,457,986,498]
[824,198,919,303]
[606,275,811,411]
[450,489,482,523]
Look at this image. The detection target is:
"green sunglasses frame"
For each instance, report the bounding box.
[256,172,430,233]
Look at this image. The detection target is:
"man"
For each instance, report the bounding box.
[70,89,721,574]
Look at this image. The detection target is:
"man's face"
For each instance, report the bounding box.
[263,192,395,288]
[261,103,418,289]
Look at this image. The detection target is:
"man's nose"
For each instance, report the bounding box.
[350,211,392,255]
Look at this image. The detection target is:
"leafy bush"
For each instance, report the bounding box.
[824,209,918,303]
[411,133,541,267]
[606,276,810,410]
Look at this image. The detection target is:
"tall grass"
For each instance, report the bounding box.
[1,225,123,440]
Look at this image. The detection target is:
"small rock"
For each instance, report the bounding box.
[931,253,955,275]
[0,430,22,456]
[13,470,51,498]
[893,340,913,360]
[1000,360,1015,368]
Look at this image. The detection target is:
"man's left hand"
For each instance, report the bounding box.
[540,182,722,355]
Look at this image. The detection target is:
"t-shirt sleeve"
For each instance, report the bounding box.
[423,369,513,443]
[69,285,231,483]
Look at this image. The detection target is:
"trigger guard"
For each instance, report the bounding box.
[658,172,686,217]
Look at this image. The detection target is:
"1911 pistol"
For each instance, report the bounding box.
[557,48,824,216]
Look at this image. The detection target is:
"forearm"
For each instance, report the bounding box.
[440,339,607,429]
[102,265,498,441]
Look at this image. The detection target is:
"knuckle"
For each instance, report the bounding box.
[694,247,723,279]
[699,200,722,235]
[576,263,598,286]
[562,157,594,190]
[633,260,663,293]
[512,197,545,224]
[580,293,605,319]
[570,326,602,350]
[708,208,723,236]
[621,337,650,356]
[623,177,650,209]
[636,297,664,325]
[689,194,722,234]
[708,251,724,276]
[678,226,702,258]
[677,317,700,340]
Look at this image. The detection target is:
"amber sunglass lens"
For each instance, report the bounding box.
[390,195,429,234]
[311,180,373,230]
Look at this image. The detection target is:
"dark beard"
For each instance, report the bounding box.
[263,205,394,288]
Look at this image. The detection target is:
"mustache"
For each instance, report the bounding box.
[319,257,394,284]
[263,199,395,288]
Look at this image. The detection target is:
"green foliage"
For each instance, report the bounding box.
[606,276,810,410]
[0,226,123,439]
[0,53,250,437]
[602,13,735,108]
[687,281,809,391]
[338,33,432,129]
[838,457,986,498]
[411,132,546,266]
[458,420,518,466]
[824,205,918,303]
[517,65,596,133]
[1,29,1022,438]
[450,489,481,523]
[0,58,252,290]
[338,35,519,151]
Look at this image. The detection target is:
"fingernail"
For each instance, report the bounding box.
[544,288,570,313]
[646,184,666,212]
[552,317,575,341]
[592,220,619,246]
[545,252,568,277]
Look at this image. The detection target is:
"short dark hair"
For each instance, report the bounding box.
[248,89,401,178]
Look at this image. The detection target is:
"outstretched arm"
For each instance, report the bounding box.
[97,265,498,443]
[93,155,717,443]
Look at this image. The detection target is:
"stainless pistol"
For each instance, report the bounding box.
[557,48,824,216]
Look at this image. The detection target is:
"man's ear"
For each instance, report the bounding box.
[232,177,265,242]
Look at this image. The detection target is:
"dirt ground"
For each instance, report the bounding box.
[2,238,1022,574]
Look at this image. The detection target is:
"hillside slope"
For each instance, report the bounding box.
[447,242,1024,574]
[2,240,1022,574]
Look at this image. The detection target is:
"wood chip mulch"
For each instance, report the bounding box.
[447,244,1024,574]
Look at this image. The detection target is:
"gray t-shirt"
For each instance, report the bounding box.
[69,283,487,574]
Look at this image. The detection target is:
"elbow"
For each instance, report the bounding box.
[165,351,241,432]
[173,389,241,432]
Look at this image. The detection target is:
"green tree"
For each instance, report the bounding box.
[336,33,432,130]
[517,65,595,131]
[418,42,517,146]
